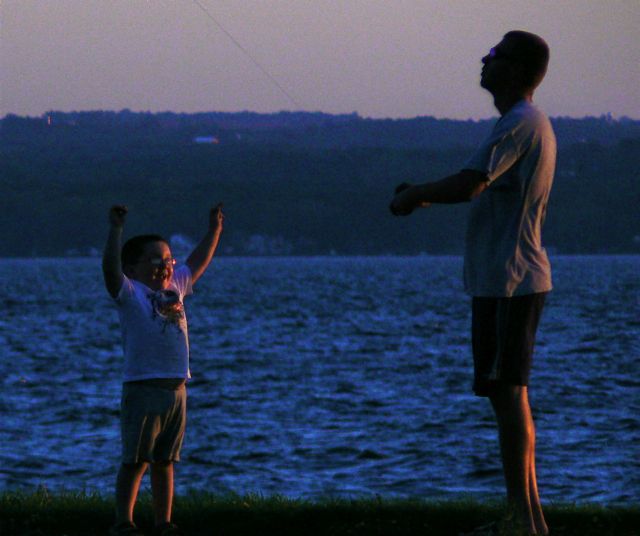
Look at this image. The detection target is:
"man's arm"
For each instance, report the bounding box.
[389,169,489,216]
[102,205,127,298]
[186,203,224,285]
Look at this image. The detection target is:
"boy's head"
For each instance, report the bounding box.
[122,234,175,291]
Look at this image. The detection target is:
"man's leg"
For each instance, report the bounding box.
[115,462,148,524]
[528,433,548,534]
[490,385,547,535]
[150,461,174,526]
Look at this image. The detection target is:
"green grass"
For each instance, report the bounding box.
[1,488,638,535]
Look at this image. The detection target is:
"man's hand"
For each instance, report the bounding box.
[394,182,412,195]
[390,182,432,215]
[209,203,224,232]
[390,183,416,216]
[109,205,128,228]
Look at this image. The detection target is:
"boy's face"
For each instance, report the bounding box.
[127,240,175,291]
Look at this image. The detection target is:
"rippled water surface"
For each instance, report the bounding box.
[1,256,638,504]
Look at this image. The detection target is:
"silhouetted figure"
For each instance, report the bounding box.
[103,204,223,535]
[390,31,554,535]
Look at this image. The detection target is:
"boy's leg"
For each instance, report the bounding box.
[149,385,186,527]
[115,462,148,523]
[150,461,174,526]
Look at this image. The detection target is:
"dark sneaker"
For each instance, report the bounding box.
[110,520,145,535]
[153,522,184,535]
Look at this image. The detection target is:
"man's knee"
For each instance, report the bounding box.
[489,384,527,409]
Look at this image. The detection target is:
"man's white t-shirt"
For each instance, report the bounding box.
[115,265,193,382]
[463,100,556,297]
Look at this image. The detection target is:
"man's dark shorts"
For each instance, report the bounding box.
[472,292,547,397]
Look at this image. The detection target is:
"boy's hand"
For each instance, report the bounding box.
[209,203,224,232]
[109,205,128,228]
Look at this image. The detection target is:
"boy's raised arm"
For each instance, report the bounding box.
[102,205,127,298]
[186,203,224,285]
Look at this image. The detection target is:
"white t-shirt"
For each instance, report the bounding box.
[463,100,556,297]
[115,265,193,381]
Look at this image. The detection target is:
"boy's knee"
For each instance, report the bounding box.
[121,462,147,469]
[117,462,149,482]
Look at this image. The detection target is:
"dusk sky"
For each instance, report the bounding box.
[2,0,638,120]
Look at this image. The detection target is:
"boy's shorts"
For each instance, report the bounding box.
[120,380,187,464]
[471,292,547,397]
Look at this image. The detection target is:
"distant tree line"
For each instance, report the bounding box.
[1,111,639,256]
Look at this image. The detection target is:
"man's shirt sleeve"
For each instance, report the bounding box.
[463,115,534,185]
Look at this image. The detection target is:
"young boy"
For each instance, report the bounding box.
[103,203,223,536]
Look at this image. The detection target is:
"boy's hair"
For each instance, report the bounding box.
[504,30,550,91]
[121,234,169,268]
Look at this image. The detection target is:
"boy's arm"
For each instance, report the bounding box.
[102,205,127,299]
[389,170,488,216]
[186,203,224,285]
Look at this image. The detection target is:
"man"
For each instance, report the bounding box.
[390,31,555,535]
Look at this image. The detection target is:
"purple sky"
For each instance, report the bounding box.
[2,0,638,119]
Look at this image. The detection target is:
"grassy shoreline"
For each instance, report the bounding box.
[1,490,638,535]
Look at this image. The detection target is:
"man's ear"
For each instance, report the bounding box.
[510,63,528,91]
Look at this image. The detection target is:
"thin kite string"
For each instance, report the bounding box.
[191,0,301,108]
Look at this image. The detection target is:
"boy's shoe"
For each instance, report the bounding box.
[153,522,184,536]
[109,520,145,535]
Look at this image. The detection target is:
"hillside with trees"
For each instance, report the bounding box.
[1,111,638,256]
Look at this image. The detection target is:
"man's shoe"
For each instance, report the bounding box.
[109,520,145,536]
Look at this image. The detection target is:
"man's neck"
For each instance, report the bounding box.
[494,92,533,116]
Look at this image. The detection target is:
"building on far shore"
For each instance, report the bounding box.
[194,136,219,144]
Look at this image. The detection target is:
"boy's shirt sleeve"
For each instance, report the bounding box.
[115,274,135,304]
[172,265,194,299]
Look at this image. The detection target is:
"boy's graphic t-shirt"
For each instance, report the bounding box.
[115,265,193,381]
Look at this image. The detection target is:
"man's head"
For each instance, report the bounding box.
[122,234,175,291]
[481,31,549,95]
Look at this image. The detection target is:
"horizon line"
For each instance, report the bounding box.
[3,109,639,123]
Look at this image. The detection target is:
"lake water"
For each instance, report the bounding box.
[0,256,638,504]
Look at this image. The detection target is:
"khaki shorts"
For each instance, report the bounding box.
[120,380,187,464]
